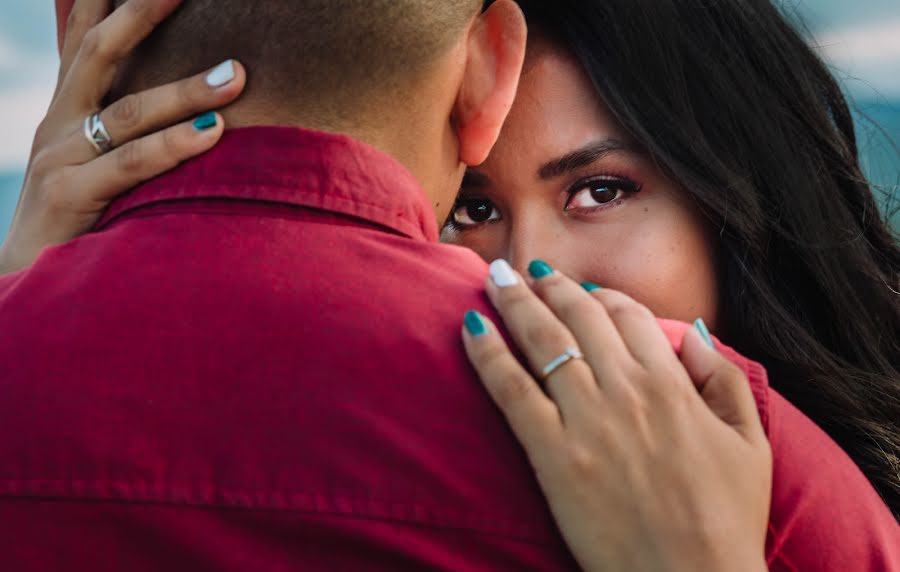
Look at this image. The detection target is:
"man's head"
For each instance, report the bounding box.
[57,0,527,217]
[111,1,476,122]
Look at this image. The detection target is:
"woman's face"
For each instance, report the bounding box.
[442,40,720,328]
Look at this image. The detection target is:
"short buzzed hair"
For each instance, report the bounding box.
[115,0,481,117]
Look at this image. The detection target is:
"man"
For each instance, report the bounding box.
[0,0,569,569]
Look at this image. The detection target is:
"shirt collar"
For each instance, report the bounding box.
[96,126,440,242]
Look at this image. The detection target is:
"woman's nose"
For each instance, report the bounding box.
[507,224,559,277]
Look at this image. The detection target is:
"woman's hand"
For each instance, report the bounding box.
[0,0,246,274]
[462,260,772,572]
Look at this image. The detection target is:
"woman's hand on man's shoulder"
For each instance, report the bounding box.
[461,259,772,572]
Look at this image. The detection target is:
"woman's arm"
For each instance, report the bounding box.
[0,0,246,274]
[462,259,772,572]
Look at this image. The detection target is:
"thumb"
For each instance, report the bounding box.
[680,324,765,442]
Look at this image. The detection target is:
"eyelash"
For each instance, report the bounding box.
[564,176,642,213]
[445,175,642,232]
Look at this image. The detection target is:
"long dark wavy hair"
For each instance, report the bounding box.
[506,0,900,517]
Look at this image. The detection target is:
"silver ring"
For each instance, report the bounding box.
[541,346,585,380]
[84,111,114,155]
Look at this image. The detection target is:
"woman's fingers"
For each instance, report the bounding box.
[523,264,640,390]
[680,325,766,442]
[57,0,109,94]
[60,0,184,111]
[485,260,602,414]
[462,310,563,456]
[64,60,245,164]
[590,288,683,373]
[67,113,225,205]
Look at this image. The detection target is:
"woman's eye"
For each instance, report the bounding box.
[450,198,502,228]
[565,178,640,211]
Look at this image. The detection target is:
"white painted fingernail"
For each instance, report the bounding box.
[489,259,519,288]
[206,60,236,88]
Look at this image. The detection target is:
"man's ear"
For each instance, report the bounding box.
[453,0,527,167]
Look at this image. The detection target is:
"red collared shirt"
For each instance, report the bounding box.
[0,127,897,571]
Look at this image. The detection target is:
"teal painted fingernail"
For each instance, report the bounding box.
[581,282,602,292]
[193,112,217,131]
[528,260,554,279]
[464,310,488,337]
[694,318,715,350]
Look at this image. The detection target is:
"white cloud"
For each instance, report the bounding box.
[0,67,56,171]
[813,19,900,99]
[0,35,17,69]
[0,12,897,173]
[0,34,55,80]
[0,26,57,170]
[816,19,900,61]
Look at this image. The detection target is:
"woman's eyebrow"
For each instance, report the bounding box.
[538,139,637,180]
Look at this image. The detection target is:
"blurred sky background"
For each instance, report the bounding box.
[0,0,898,240]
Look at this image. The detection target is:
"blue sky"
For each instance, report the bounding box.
[0,1,898,172]
[0,0,900,171]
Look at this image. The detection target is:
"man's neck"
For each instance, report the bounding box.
[219,94,464,225]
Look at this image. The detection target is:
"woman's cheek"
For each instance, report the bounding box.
[575,211,719,328]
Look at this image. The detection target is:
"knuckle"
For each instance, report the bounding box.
[161,126,185,158]
[606,298,653,323]
[79,27,106,60]
[530,272,564,296]
[480,350,536,409]
[645,367,688,402]
[563,443,599,479]
[635,303,655,320]
[29,149,55,180]
[40,172,72,212]
[178,75,200,105]
[719,360,748,384]
[556,296,598,325]
[492,371,538,412]
[500,286,533,312]
[33,119,54,147]
[619,385,650,419]
[522,322,569,355]
[619,359,649,385]
[117,140,144,173]
[129,0,169,29]
[108,93,143,131]
[477,343,512,377]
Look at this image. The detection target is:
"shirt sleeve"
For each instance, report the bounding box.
[765,389,900,571]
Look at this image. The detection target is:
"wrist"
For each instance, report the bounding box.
[0,235,30,275]
[657,534,766,572]
[0,243,12,275]
[685,548,767,572]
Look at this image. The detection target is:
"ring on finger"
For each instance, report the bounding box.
[541,346,585,381]
[84,111,115,155]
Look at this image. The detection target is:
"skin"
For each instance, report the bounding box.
[0,2,772,570]
[0,0,528,273]
[463,265,770,572]
[443,39,720,328]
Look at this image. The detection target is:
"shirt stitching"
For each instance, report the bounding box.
[0,479,556,545]
[96,184,431,242]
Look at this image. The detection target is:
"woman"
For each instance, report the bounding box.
[454,0,900,518]
[2,0,898,569]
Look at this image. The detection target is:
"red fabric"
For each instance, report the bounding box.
[56,0,72,53]
[0,127,896,570]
